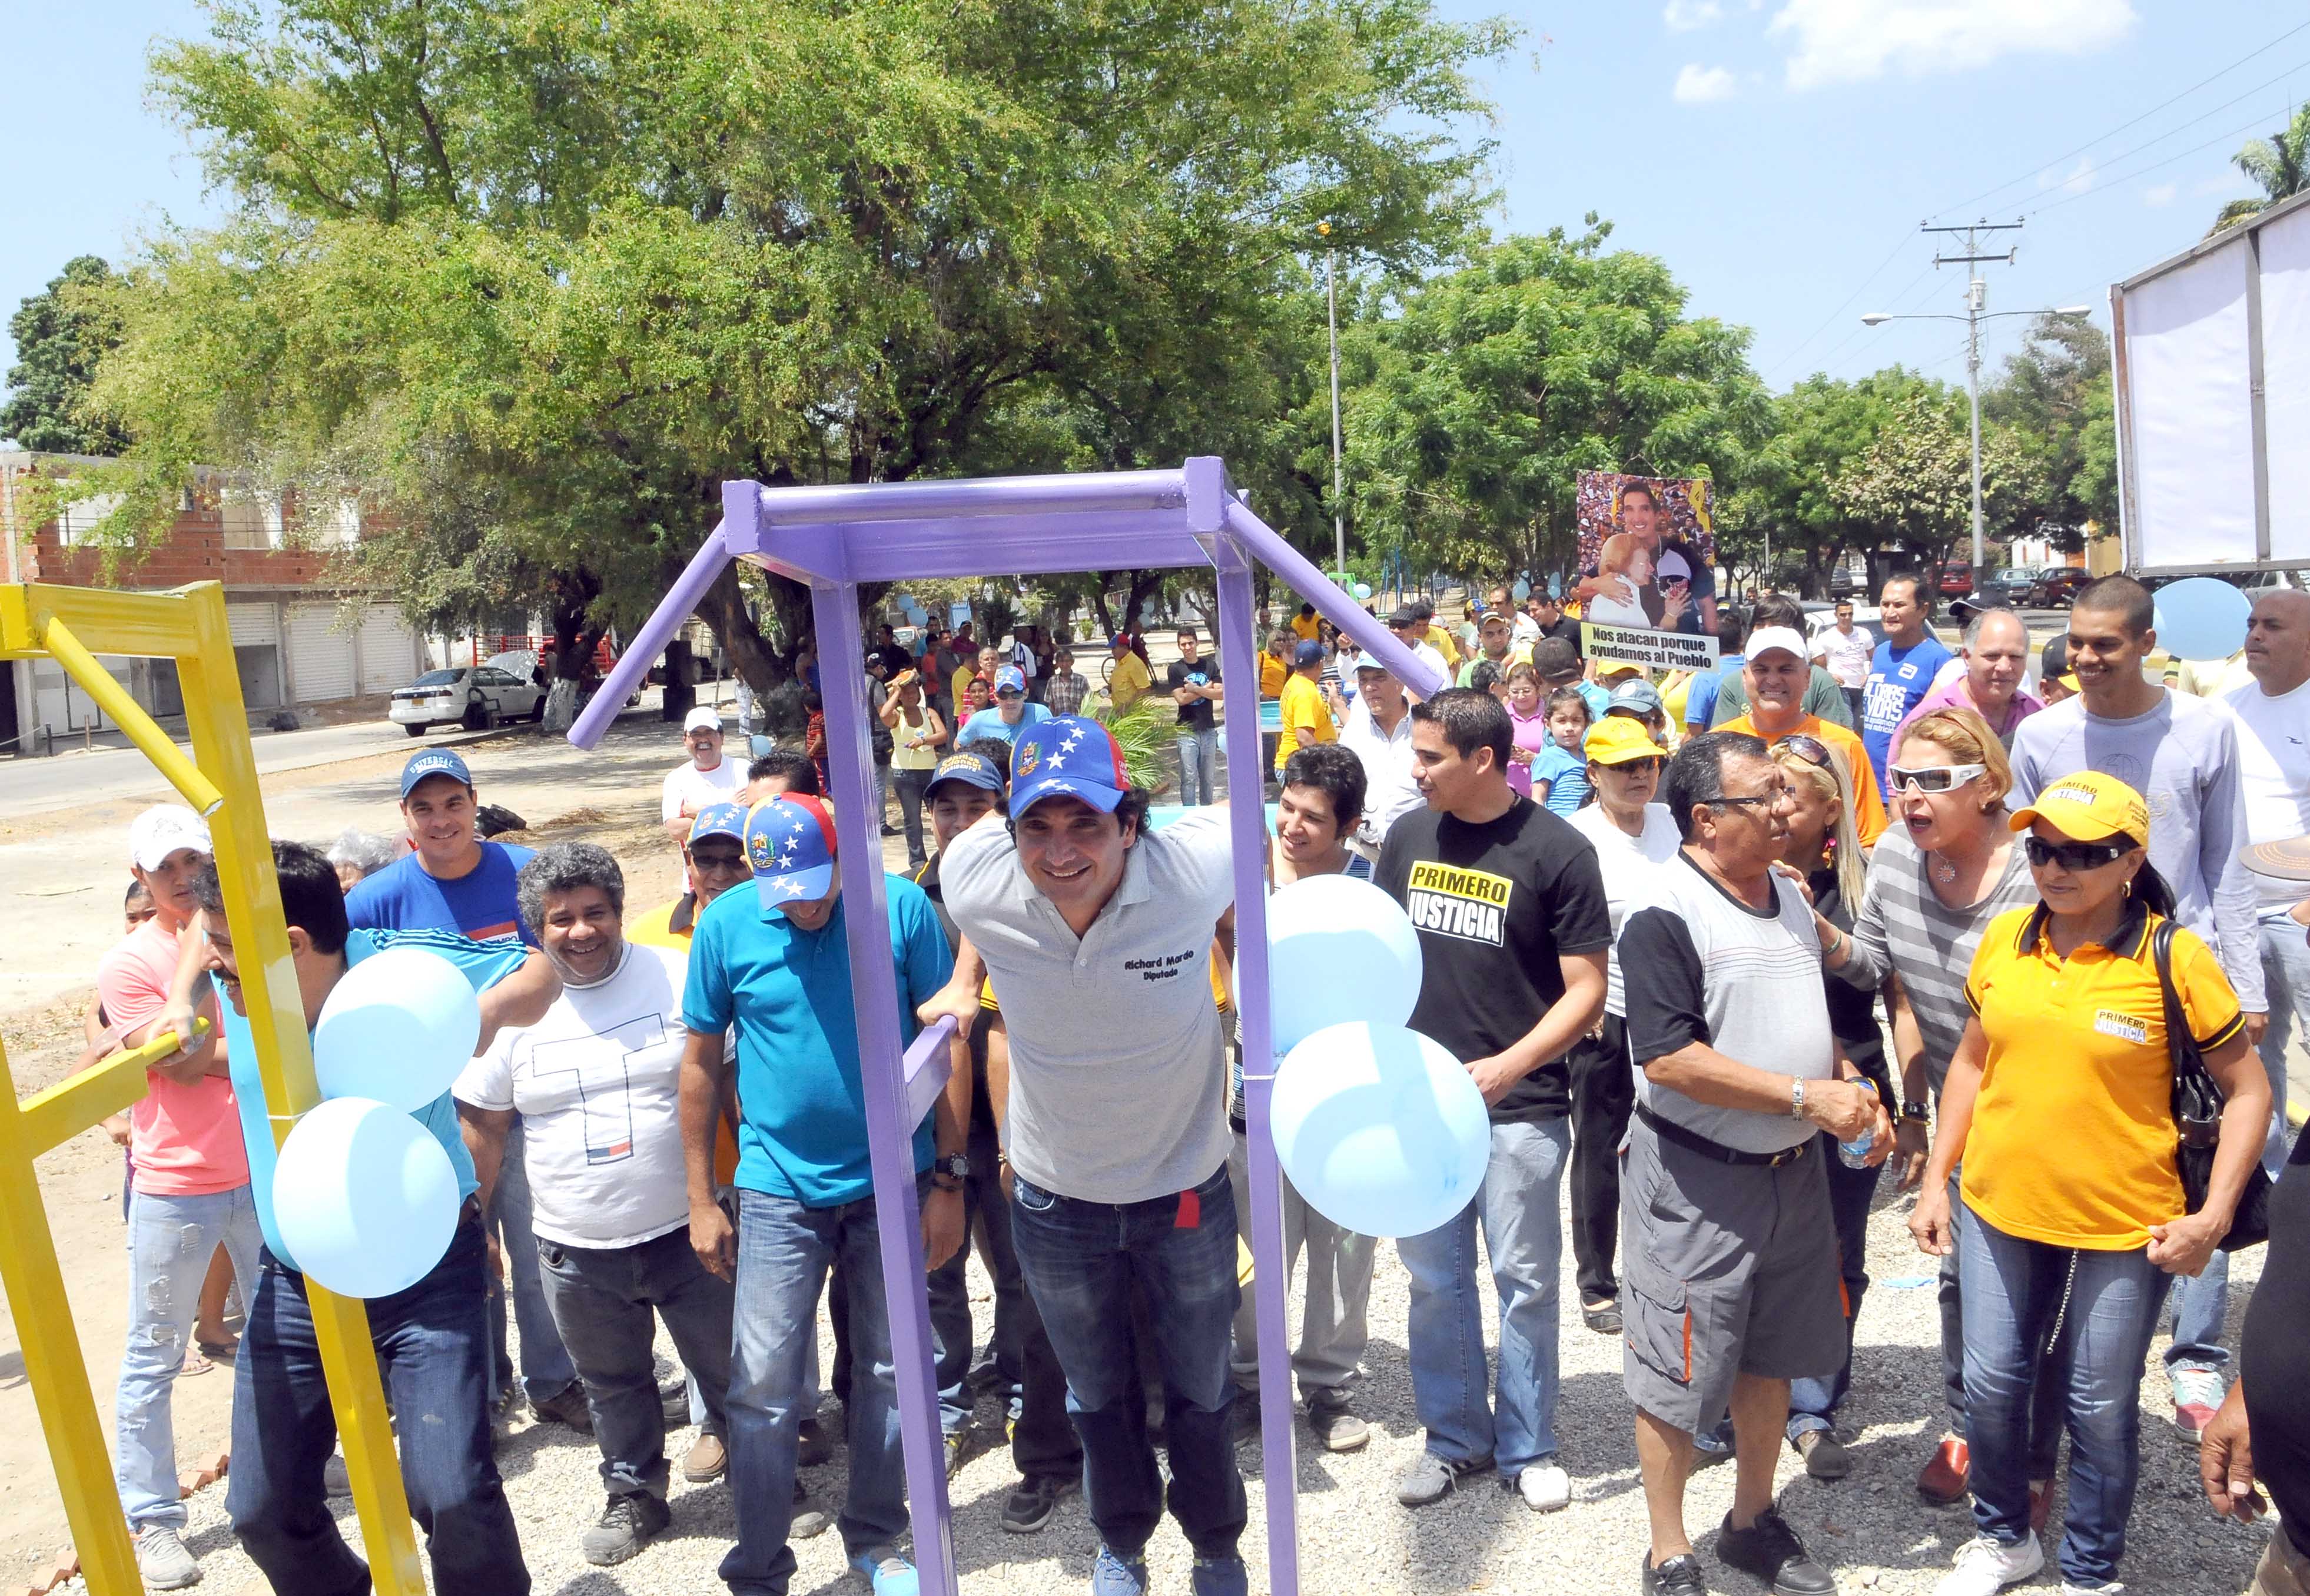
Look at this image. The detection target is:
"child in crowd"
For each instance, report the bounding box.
[1504,662,1552,798]
[1533,685,1593,812]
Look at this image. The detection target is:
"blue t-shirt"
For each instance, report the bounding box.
[683,874,954,1208]
[1533,745,1591,814]
[1686,655,1742,729]
[345,841,537,945]
[220,926,527,1269]
[1861,636,1954,803]
[958,704,1051,749]
[1575,681,1610,721]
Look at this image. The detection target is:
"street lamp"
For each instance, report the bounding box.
[1319,221,1346,583]
[1860,296,2093,585]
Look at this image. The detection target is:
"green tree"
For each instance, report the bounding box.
[1731,370,1909,598]
[1983,311,2118,548]
[1830,383,2024,577]
[87,0,1511,706]
[2,257,131,454]
[2209,103,2310,236]
[1335,220,1771,590]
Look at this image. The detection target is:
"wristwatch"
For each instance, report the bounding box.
[1901,1100,1932,1124]
[1790,1077,1808,1120]
[931,1153,971,1182]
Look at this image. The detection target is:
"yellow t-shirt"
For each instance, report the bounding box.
[1428,626,1462,669]
[949,663,977,709]
[1961,906,2243,1250]
[1291,613,1322,643]
[1715,712,1886,848]
[629,899,742,1184]
[1275,673,1336,773]
[1108,650,1153,711]
[1259,652,1288,699]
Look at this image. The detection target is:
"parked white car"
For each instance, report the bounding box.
[389,653,544,735]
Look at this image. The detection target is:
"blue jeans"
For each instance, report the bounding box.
[538,1227,736,1500]
[1010,1162,1245,1558]
[486,1120,577,1404]
[1788,1134,1881,1439]
[1396,1117,1571,1478]
[115,1185,262,1529]
[722,1185,913,1594]
[227,1220,528,1595]
[1959,1203,2165,1588]
[1175,725,1220,806]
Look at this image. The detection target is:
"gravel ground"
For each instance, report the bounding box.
[122,1170,2280,1596]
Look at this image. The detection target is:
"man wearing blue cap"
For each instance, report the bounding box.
[344,749,586,1433]
[935,715,1251,1596]
[679,795,968,1596]
[960,664,1051,750]
[1276,639,1337,778]
[630,802,752,952]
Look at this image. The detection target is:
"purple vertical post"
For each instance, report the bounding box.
[806,577,957,1595]
[1187,459,1300,1596]
[569,519,731,750]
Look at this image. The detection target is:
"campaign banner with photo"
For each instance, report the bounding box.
[1574,472,1718,645]
[1579,621,1720,673]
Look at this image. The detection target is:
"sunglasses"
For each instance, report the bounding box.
[1600,756,1664,776]
[690,847,748,874]
[1774,734,1832,768]
[1701,792,1781,810]
[1887,762,1987,794]
[2023,836,2132,871]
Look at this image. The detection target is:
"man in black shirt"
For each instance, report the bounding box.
[1374,689,1609,1517]
[1164,626,1224,806]
[872,623,916,682]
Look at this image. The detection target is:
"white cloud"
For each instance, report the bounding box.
[1768,0,2136,89]
[2196,171,2253,195]
[2143,181,2178,207]
[1665,0,1724,30]
[1674,62,1740,102]
[2038,155,2095,195]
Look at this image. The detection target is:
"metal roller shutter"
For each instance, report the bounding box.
[358,604,416,694]
[287,604,357,702]
[227,600,280,645]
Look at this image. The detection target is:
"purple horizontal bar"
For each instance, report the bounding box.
[901,1016,958,1126]
[743,470,1186,527]
[844,512,1211,582]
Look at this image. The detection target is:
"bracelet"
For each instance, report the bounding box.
[931,1176,964,1194]
[1822,928,1847,960]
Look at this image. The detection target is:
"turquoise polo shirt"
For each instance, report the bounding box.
[218,925,526,1269]
[683,874,953,1208]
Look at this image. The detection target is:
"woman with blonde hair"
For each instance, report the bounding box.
[1583,533,1656,629]
[1820,706,2049,1508]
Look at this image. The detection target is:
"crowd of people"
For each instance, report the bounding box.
[61,569,2310,1596]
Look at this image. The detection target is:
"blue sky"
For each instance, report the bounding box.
[3,0,2305,404]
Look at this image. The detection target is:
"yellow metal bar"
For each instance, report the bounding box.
[11,582,213,658]
[16,1021,206,1156]
[39,616,225,816]
[175,583,427,1594]
[0,1037,142,1596]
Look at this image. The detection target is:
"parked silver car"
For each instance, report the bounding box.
[389,653,544,735]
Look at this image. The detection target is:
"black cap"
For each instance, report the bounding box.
[1388,605,1420,628]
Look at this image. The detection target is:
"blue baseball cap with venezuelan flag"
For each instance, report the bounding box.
[745,795,839,910]
[1008,716,1129,818]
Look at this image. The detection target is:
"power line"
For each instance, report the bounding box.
[2025,94,2308,218]
[1763,233,1918,380]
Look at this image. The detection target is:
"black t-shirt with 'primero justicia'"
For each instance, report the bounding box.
[1375,794,1611,1124]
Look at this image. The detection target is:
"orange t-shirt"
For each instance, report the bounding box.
[1717,711,1887,848]
[97,919,247,1196]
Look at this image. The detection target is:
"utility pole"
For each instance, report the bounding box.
[1319,222,1346,580]
[1920,218,2023,589]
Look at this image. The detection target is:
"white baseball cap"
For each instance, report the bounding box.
[682,706,725,734]
[129,805,213,872]
[1744,626,1810,663]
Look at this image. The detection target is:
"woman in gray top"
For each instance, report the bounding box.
[1813,705,2049,1516]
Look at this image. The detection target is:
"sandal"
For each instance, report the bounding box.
[196,1336,239,1363]
[180,1349,215,1377]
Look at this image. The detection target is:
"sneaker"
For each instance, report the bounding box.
[1692,1422,1736,1469]
[1001,1472,1080,1533]
[1931,1534,2044,1596]
[1306,1387,1370,1452]
[661,1378,691,1428]
[531,1381,595,1435]
[944,1429,969,1478]
[1582,1298,1624,1336]
[323,1454,352,1498]
[1794,1428,1851,1481]
[135,1525,203,1590]
[798,1414,835,1466]
[793,1482,832,1539]
[1642,1552,1710,1594]
[1716,1507,1835,1596]
[1092,1545,1150,1596]
[1918,1436,1971,1504]
[1190,1554,1250,1595]
[1515,1459,1571,1512]
[2059,1582,2123,1594]
[2172,1367,2226,1438]
[682,1432,728,1483]
[849,1545,919,1596]
[1395,1449,1490,1507]
[580,1492,671,1565]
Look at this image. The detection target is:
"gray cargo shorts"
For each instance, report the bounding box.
[1619,1115,1845,1436]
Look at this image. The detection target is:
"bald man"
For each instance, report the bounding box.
[1892,606,2042,751]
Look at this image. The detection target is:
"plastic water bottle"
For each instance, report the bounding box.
[1837,1079,1879,1169]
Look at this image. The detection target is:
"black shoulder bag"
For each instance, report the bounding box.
[2152,920,2271,1252]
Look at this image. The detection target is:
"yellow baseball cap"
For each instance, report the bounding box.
[2009,769,2149,848]
[1584,715,1667,766]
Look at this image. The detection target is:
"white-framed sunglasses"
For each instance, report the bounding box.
[1886,762,1987,794]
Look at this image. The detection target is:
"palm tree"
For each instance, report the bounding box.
[2208,104,2310,236]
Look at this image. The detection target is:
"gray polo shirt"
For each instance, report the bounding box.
[941,807,1236,1204]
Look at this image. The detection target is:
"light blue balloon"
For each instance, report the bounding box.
[1353,582,1373,601]
[1266,873,1422,1053]
[312,946,482,1113]
[1269,1021,1488,1238]
[2153,576,2252,662]
[1143,801,1279,834]
[272,1097,459,1298]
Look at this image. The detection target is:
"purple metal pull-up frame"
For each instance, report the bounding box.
[570,457,1442,1596]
